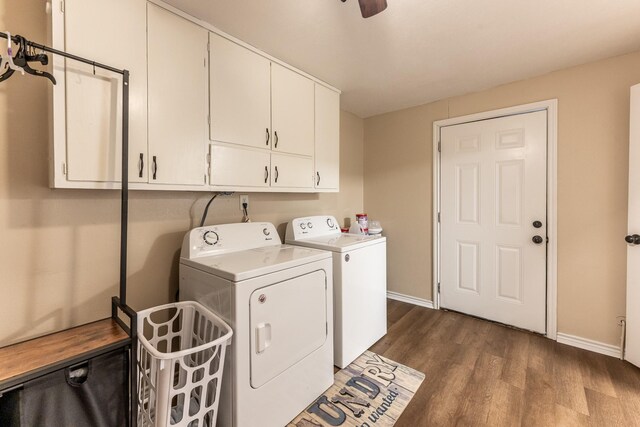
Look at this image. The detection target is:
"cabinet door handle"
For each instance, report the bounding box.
[274,131,278,148]
[274,166,279,183]
[266,128,270,146]
[138,153,144,178]
[316,171,320,186]
[152,156,158,180]
[264,166,269,184]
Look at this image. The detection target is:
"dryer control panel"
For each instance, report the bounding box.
[181,222,280,259]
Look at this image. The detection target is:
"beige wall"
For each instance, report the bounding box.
[364,51,640,346]
[0,0,364,346]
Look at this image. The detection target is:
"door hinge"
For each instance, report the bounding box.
[208,115,211,126]
[438,140,441,152]
[207,39,210,53]
[60,0,64,13]
[62,163,67,175]
[437,282,441,293]
[437,212,441,223]
[204,174,207,184]
[326,322,328,335]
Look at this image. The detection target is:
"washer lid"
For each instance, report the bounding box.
[180,244,330,281]
[286,234,386,253]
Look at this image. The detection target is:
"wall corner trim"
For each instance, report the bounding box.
[387,291,434,309]
[556,332,621,359]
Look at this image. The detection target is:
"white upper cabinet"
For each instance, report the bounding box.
[271,63,315,157]
[210,144,271,188]
[50,1,339,192]
[147,4,208,186]
[314,84,340,191]
[271,153,314,189]
[60,0,147,185]
[209,33,271,149]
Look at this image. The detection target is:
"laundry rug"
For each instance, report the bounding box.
[287,351,425,427]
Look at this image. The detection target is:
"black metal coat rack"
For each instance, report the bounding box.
[1,31,137,426]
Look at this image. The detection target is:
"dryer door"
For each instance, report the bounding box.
[249,269,328,388]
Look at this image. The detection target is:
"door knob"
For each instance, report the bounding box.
[532,235,544,244]
[532,220,542,229]
[625,234,640,245]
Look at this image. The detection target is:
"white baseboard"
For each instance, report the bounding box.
[556,332,621,359]
[387,291,434,309]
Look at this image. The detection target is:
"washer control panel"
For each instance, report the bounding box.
[287,216,341,240]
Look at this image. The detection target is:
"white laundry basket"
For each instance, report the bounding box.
[136,301,233,427]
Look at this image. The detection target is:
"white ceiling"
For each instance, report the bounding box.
[162,0,640,118]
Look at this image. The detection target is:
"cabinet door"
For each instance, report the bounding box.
[147,4,208,186]
[314,84,340,190]
[271,153,314,189]
[209,33,271,149]
[210,145,271,188]
[271,63,314,157]
[63,0,147,183]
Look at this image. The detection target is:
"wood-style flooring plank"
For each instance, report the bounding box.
[605,358,640,425]
[553,344,590,415]
[577,350,617,398]
[527,332,556,375]
[451,351,504,426]
[485,379,524,427]
[584,388,629,426]
[500,327,530,390]
[554,404,591,427]
[387,298,414,326]
[520,366,555,427]
[374,300,640,427]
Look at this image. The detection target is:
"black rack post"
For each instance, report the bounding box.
[120,70,130,307]
[1,31,137,426]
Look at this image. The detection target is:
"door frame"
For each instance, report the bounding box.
[432,99,558,339]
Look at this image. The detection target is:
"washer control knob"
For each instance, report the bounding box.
[327,218,335,228]
[300,223,307,230]
[258,294,266,303]
[263,228,270,236]
[203,230,219,246]
[345,254,350,262]
[307,222,313,229]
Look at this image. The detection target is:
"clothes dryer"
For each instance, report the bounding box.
[180,222,333,427]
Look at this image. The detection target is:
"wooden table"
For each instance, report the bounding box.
[0,318,130,392]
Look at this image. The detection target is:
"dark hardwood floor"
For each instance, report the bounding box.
[369,299,640,426]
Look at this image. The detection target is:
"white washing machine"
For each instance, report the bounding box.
[286,216,387,368]
[179,222,334,427]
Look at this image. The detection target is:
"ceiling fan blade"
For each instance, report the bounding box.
[358,0,388,18]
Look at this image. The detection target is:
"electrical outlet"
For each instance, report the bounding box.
[239,195,249,211]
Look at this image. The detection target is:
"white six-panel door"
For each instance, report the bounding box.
[440,111,548,333]
[626,84,640,367]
